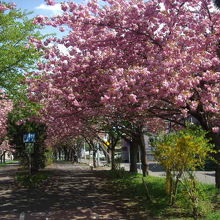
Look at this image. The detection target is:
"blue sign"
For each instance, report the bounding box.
[23,133,36,143]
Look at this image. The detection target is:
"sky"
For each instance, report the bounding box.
[4,0,85,17]
[3,0,86,36]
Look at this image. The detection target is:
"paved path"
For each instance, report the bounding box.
[80,159,216,185]
[120,162,215,185]
[0,163,150,220]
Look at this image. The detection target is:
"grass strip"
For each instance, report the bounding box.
[106,169,220,220]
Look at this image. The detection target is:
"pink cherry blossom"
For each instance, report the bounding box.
[0,4,8,11]
[0,98,13,139]
[129,94,137,104]
[45,0,56,6]
[30,0,220,145]
[212,127,220,134]
[59,27,65,32]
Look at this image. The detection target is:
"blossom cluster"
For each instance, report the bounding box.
[30,0,220,140]
[0,2,16,11]
[0,98,13,139]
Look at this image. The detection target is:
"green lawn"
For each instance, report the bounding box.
[107,169,220,220]
[0,160,19,167]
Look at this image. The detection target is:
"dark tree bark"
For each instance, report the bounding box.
[208,133,220,188]
[216,155,220,188]
[58,149,61,160]
[0,151,6,163]
[54,151,57,160]
[129,140,138,173]
[128,126,148,176]
[93,147,97,168]
[3,152,5,163]
[70,149,74,161]
[133,126,149,177]
[111,145,116,170]
[190,110,220,188]
[65,149,67,161]
[139,133,149,177]
[108,133,120,171]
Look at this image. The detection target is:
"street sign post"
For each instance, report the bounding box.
[23,133,36,174]
[25,143,34,154]
[23,133,36,143]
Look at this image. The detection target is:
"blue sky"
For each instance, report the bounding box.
[5,0,62,17]
[4,0,85,16]
[3,0,86,36]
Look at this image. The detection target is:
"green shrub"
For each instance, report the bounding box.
[177,178,213,217]
[152,125,215,211]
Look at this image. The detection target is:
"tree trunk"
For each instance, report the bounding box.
[30,153,38,174]
[93,148,97,168]
[69,149,72,161]
[0,151,6,164]
[3,152,5,163]
[208,133,220,188]
[216,156,220,188]
[66,150,69,161]
[138,132,149,177]
[129,140,138,173]
[0,152,2,163]
[209,133,220,188]
[102,147,110,163]
[64,148,68,161]
[58,150,61,160]
[54,151,57,160]
[111,146,116,170]
[107,153,111,163]
[190,111,220,188]
[70,149,74,161]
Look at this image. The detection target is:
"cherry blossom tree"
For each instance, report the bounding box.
[31,0,220,186]
[0,95,13,140]
[0,94,13,162]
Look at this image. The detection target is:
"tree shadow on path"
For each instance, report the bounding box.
[0,163,152,220]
